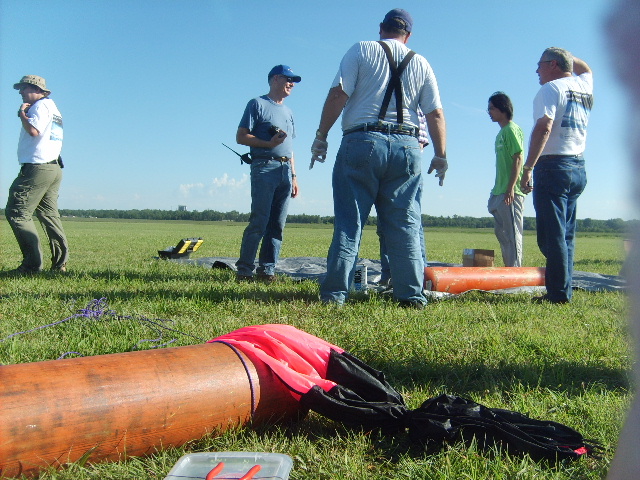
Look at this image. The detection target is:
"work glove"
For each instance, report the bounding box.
[310,138,328,169]
[427,156,448,186]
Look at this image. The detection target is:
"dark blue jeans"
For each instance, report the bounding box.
[236,159,292,276]
[532,156,587,302]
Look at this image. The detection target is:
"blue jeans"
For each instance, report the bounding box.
[377,182,427,284]
[532,156,587,302]
[320,131,425,305]
[236,159,292,276]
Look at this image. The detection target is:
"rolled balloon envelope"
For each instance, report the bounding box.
[424,266,546,294]
[0,342,302,478]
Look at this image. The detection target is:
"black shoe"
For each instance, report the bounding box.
[398,300,426,310]
[532,295,568,304]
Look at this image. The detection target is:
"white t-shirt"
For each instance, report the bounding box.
[533,73,593,156]
[331,39,442,131]
[17,97,63,164]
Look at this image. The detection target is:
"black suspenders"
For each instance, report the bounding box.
[377,41,416,124]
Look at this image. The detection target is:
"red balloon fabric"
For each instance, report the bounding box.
[210,324,344,399]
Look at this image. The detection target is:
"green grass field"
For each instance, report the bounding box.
[0,219,631,479]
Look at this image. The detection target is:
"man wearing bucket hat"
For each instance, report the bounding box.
[311,9,447,308]
[234,65,300,282]
[6,75,68,274]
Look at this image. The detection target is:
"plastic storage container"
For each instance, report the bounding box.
[164,452,293,480]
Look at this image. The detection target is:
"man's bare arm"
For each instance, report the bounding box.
[316,86,349,139]
[573,56,592,76]
[236,127,285,149]
[425,108,446,158]
[520,116,553,192]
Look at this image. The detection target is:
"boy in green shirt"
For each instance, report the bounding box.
[487,92,525,267]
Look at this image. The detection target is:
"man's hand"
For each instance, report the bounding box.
[504,188,515,206]
[269,131,287,148]
[520,170,533,194]
[310,138,328,169]
[17,103,31,117]
[427,156,448,186]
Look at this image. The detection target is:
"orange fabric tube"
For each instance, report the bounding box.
[425,267,546,294]
[0,342,302,478]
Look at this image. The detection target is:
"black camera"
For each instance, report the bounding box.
[268,125,285,138]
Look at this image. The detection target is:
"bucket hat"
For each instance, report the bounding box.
[13,75,51,96]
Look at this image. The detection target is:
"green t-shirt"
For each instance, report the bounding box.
[491,121,524,196]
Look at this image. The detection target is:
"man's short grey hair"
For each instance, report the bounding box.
[542,47,573,73]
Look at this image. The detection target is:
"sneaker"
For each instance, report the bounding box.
[532,295,568,304]
[52,263,67,273]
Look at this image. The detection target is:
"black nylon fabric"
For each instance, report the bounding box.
[300,350,408,431]
[407,394,601,460]
[300,351,600,460]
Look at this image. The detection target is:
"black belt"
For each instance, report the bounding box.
[343,122,419,138]
[539,154,583,161]
[252,156,290,162]
[22,158,62,166]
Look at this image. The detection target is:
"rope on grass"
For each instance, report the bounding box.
[0,297,206,359]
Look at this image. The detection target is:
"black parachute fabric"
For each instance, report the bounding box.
[212,325,600,461]
[407,394,600,460]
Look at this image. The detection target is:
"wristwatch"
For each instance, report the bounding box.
[315,129,327,139]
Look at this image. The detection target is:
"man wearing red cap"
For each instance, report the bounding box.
[6,75,68,274]
[311,9,447,308]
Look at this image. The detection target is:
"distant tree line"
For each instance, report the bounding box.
[57,209,637,234]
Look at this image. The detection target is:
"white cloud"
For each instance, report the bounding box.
[179,182,205,197]
[210,173,249,192]
[178,174,249,202]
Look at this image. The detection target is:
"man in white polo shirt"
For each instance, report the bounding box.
[520,49,593,303]
[6,75,68,274]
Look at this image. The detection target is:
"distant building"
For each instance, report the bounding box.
[178,205,187,212]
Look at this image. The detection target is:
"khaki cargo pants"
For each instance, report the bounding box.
[5,163,69,271]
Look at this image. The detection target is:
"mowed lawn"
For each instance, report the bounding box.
[0,218,631,480]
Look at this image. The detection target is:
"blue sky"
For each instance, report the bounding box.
[1,0,634,220]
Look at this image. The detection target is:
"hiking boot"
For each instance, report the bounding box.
[8,265,41,276]
[397,300,426,310]
[257,274,276,284]
[532,295,568,305]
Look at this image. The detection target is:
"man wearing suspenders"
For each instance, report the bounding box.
[311,9,447,308]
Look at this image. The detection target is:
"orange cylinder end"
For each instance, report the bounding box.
[0,342,302,478]
[425,266,546,294]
